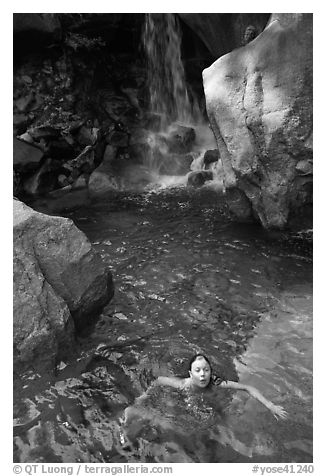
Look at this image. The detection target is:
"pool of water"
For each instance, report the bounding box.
[14,188,312,463]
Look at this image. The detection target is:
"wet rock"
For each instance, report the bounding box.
[17,132,34,144]
[224,188,253,221]
[58,396,87,428]
[203,14,313,229]
[13,200,114,340]
[77,125,98,147]
[23,158,57,196]
[14,202,74,369]
[203,149,220,168]
[88,145,119,196]
[13,138,44,172]
[187,170,213,187]
[13,252,72,371]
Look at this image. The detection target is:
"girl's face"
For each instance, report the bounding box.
[189,356,212,388]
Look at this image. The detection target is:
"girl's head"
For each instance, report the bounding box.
[188,354,213,389]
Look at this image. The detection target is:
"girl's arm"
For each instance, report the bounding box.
[134,376,184,404]
[219,381,287,420]
[155,376,185,389]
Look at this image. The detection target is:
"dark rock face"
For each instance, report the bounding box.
[179,13,270,59]
[13,13,61,36]
[14,138,44,172]
[203,14,312,229]
[13,13,148,198]
[13,200,114,370]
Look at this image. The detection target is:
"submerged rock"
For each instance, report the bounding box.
[203,13,312,229]
[13,200,114,369]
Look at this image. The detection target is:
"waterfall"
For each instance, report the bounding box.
[143,13,199,127]
[140,13,218,190]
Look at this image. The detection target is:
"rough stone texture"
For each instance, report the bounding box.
[203,13,313,229]
[13,242,74,369]
[13,200,114,369]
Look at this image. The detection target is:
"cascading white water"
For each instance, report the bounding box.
[141,13,220,190]
[143,13,200,127]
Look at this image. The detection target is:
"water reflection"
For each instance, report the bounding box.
[14,189,312,463]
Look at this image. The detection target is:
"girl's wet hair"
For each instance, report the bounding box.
[188,353,212,372]
[188,353,227,386]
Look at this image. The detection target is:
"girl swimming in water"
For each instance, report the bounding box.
[137,353,287,420]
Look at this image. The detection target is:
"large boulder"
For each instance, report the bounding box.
[14,200,114,369]
[203,14,312,229]
[14,241,74,370]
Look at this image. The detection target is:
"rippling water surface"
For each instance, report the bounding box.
[14,188,312,463]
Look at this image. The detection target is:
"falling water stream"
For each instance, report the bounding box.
[141,13,216,189]
[143,13,199,126]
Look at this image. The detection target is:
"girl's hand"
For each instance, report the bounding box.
[269,403,288,420]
